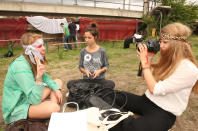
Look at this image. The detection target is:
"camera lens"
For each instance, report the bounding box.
[136,39,160,54]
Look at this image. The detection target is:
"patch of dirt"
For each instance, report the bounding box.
[1,60,198,131]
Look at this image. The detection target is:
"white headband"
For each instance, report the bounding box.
[22,39,44,64]
[22,39,44,48]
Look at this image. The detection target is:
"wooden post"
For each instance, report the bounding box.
[74,0,78,5]
[136,19,138,33]
[123,0,126,10]
[143,0,149,15]
[45,41,48,53]
[128,0,131,10]
[94,0,96,7]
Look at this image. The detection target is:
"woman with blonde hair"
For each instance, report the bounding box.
[2,33,63,124]
[110,23,198,131]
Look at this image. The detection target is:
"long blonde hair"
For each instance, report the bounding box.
[152,23,198,93]
[20,33,46,77]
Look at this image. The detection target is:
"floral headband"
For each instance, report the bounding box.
[160,33,187,42]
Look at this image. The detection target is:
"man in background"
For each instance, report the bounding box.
[68,19,77,49]
[60,23,71,50]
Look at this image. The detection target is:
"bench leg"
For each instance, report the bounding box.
[112,41,115,47]
[45,41,48,53]
[58,44,60,54]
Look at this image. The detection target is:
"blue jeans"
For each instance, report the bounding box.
[69,35,77,49]
[63,35,71,49]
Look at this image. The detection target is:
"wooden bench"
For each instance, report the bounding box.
[0,38,54,53]
[51,42,85,53]
[44,38,55,53]
[0,39,21,52]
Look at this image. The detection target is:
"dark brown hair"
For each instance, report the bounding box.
[84,22,99,40]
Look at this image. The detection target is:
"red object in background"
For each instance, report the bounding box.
[0,18,27,45]
[79,18,137,41]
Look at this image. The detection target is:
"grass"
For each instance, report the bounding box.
[0,35,198,130]
[1,36,198,95]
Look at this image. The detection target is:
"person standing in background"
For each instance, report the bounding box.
[68,19,77,49]
[76,23,80,41]
[60,23,70,50]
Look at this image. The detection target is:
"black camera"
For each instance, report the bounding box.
[136,39,160,54]
[136,39,160,76]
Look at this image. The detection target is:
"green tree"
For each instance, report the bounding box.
[157,0,185,5]
[142,15,158,37]
[170,2,198,28]
[157,0,198,28]
[143,0,198,36]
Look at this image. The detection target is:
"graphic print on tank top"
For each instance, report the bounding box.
[83,53,102,74]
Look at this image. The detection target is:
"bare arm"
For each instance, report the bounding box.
[100,67,107,73]
[137,44,157,94]
[80,67,87,74]
[142,68,156,94]
[63,30,66,37]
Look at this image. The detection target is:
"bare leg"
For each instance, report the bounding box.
[42,79,63,103]
[49,79,63,103]
[28,79,63,119]
[28,101,60,119]
[41,87,51,101]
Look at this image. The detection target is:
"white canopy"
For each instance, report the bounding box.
[27,16,68,34]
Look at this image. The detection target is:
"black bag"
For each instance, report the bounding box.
[6,119,48,131]
[123,37,134,48]
[5,51,13,57]
[67,82,111,109]
[67,82,128,110]
[0,51,14,58]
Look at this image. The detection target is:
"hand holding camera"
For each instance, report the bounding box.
[136,39,160,54]
[137,44,150,69]
[136,39,160,76]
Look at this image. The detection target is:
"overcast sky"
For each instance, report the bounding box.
[187,0,198,4]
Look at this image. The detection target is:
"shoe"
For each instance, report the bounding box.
[66,92,69,98]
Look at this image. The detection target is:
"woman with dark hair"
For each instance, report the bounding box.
[2,33,63,124]
[110,23,198,131]
[67,23,115,96]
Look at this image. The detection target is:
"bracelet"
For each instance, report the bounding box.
[36,82,47,87]
[142,67,150,70]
